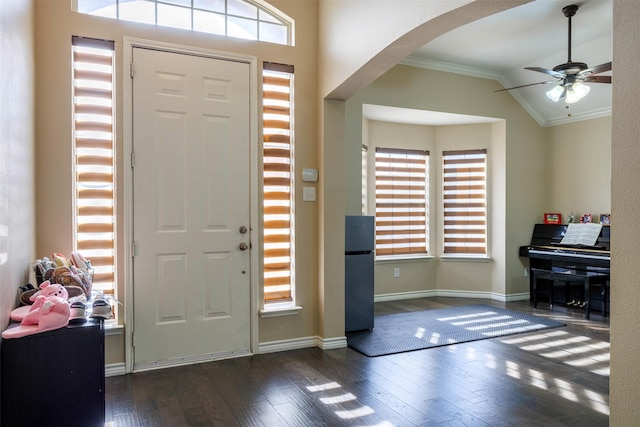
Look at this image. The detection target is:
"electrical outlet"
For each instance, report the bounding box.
[524,268,529,277]
[394,268,400,278]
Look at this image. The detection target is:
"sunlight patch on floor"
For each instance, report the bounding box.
[554,378,579,402]
[500,329,568,345]
[320,393,357,404]
[505,360,521,379]
[335,405,375,419]
[306,382,341,392]
[449,314,511,326]
[450,341,609,416]
[500,327,610,377]
[306,381,394,426]
[520,335,590,351]
[528,368,549,390]
[437,311,497,322]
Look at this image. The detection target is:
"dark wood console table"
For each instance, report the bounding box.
[1,320,105,427]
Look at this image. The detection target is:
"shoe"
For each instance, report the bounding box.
[90,295,112,319]
[52,253,71,267]
[69,300,87,324]
[70,251,92,270]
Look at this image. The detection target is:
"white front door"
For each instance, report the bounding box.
[131,47,252,370]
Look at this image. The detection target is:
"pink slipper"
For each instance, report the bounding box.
[2,296,70,339]
[10,305,31,322]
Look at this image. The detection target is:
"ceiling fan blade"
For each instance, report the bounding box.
[495,80,558,93]
[578,61,612,77]
[525,67,565,78]
[559,86,568,99]
[583,75,612,84]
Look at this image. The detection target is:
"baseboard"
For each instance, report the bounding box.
[318,336,348,350]
[105,362,126,377]
[258,335,347,354]
[375,289,530,303]
[503,292,530,302]
[375,290,437,302]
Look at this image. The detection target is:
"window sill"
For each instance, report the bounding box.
[103,321,124,336]
[439,255,491,263]
[376,254,435,263]
[259,304,302,318]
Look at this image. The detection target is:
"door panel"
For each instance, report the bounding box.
[131,47,251,369]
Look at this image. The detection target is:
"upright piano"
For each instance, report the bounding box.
[520,223,610,319]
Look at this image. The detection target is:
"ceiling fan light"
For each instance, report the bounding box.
[566,82,591,104]
[546,85,564,102]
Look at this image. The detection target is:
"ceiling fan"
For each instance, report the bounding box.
[496,4,612,104]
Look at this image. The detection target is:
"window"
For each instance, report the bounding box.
[262,62,294,304]
[442,149,487,255]
[75,0,293,46]
[72,36,117,295]
[374,148,429,257]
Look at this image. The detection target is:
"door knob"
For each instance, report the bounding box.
[239,226,248,234]
[239,242,249,251]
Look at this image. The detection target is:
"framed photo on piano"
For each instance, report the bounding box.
[599,214,611,225]
[543,213,562,224]
[580,213,593,223]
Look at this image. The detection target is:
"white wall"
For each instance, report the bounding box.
[547,116,612,220]
[0,0,36,414]
[610,0,640,423]
[0,0,36,331]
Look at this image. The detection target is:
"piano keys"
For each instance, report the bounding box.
[520,223,610,319]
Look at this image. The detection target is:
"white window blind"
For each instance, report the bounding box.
[375,148,429,256]
[442,149,487,255]
[263,62,294,303]
[72,36,116,294]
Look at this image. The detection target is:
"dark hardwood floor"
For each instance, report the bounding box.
[105,297,609,426]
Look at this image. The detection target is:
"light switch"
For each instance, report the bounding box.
[303,186,316,201]
[302,168,318,182]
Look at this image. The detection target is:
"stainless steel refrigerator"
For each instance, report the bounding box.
[345,215,375,332]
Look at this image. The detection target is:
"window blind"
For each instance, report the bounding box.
[72,36,116,294]
[375,148,429,256]
[442,149,487,254]
[262,62,294,303]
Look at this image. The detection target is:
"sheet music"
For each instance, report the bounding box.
[560,223,603,246]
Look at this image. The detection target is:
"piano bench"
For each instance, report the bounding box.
[531,268,610,319]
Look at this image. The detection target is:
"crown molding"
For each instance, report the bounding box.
[401,55,501,80]
[401,56,611,127]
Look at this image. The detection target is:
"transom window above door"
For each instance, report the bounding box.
[74,0,294,46]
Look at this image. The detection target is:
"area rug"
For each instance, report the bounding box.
[346,304,566,357]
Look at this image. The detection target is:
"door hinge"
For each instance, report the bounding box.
[130,62,134,78]
[131,241,136,257]
[132,331,136,348]
[131,152,135,168]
